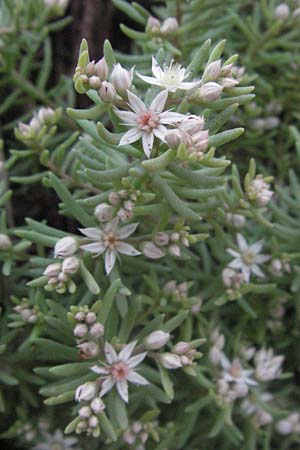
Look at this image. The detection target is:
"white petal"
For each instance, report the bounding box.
[104,342,118,364]
[136,73,162,87]
[142,132,154,158]
[153,124,168,141]
[114,109,137,125]
[127,91,147,114]
[104,217,119,233]
[178,80,201,90]
[105,250,117,275]
[79,227,103,240]
[119,341,137,361]
[127,352,148,368]
[116,379,129,403]
[119,128,142,146]
[117,222,139,239]
[250,240,264,254]
[236,233,248,251]
[251,264,265,278]
[127,370,149,385]
[242,266,251,283]
[150,90,168,113]
[80,242,105,254]
[117,242,141,256]
[228,258,242,269]
[91,365,109,375]
[100,377,115,397]
[226,249,240,258]
[152,56,163,79]
[255,254,270,263]
[159,111,185,124]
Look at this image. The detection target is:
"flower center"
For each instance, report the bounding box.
[105,232,118,249]
[111,361,129,380]
[229,360,242,378]
[137,110,159,132]
[242,250,256,265]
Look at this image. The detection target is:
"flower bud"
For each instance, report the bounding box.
[75,381,97,401]
[173,341,190,354]
[54,236,77,258]
[165,129,183,149]
[89,322,105,338]
[85,312,96,324]
[89,76,101,89]
[144,330,170,350]
[43,262,62,278]
[75,311,85,322]
[62,256,80,274]
[168,244,181,257]
[220,77,238,89]
[142,242,165,259]
[37,107,55,124]
[94,203,114,222]
[108,192,121,206]
[111,63,133,96]
[78,406,92,418]
[198,82,223,102]
[78,341,99,357]
[276,419,293,435]
[153,232,169,247]
[74,323,88,338]
[88,415,99,428]
[274,3,290,20]
[0,234,12,250]
[161,17,178,34]
[85,61,96,76]
[204,60,222,81]
[91,397,105,414]
[160,353,182,369]
[95,57,108,80]
[146,16,161,34]
[99,81,116,102]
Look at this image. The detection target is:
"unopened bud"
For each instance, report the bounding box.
[111,63,133,96]
[43,262,62,278]
[95,57,108,80]
[62,256,80,274]
[90,322,105,338]
[78,341,99,357]
[108,192,121,206]
[85,61,96,76]
[75,311,85,322]
[161,17,178,34]
[146,16,161,34]
[54,236,77,258]
[144,330,170,350]
[168,244,181,257]
[94,203,114,222]
[204,60,222,81]
[274,3,290,20]
[78,406,92,419]
[74,323,88,338]
[88,415,99,428]
[99,81,116,102]
[142,242,165,259]
[198,82,223,102]
[0,234,12,250]
[165,129,183,149]
[160,353,182,369]
[154,232,169,247]
[89,76,101,90]
[75,381,97,402]
[85,312,96,324]
[91,397,105,413]
[173,341,190,354]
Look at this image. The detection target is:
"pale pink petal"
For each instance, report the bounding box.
[150,90,168,113]
[80,242,105,254]
[250,240,264,254]
[178,80,201,90]
[228,258,242,269]
[119,341,137,361]
[242,266,251,283]
[119,128,143,147]
[79,227,103,240]
[116,242,141,256]
[105,249,117,274]
[142,132,154,158]
[153,124,168,141]
[251,264,265,278]
[104,217,119,233]
[236,233,248,251]
[116,379,129,403]
[117,222,139,239]
[159,111,185,124]
[126,370,149,385]
[127,91,147,114]
[226,249,240,258]
[127,352,148,368]
[114,109,137,125]
[104,342,118,364]
[255,254,270,263]
[91,365,109,375]
[136,73,162,86]
[100,377,115,397]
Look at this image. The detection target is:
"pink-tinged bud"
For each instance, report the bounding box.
[226,213,245,229]
[85,61,96,76]
[78,406,92,418]
[54,236,77,258]
[173,341,190,354]
[168,244,181,257]
[132,421,142,433]
[37,107,55,124]
[28,314,37,323]
[0,234,12,250]
[179,115,205,134]
[160,353,182,369]
[142,242,165,259]
[89,76,101,89]
[140,431,148,444]
[95,57,108,80]
[62,256,80,274]
[88,415,99,428]
[154,232,170,247]
[18,123,31,137]
[276,419,293,435]
[146,16,161,34]
[123,431,136,445]
[123,200,135,211]
[144,330,170,349]
[75,381,97,401]
[43,262,62,278]
[204,60,222,81]
[99,81,116,102]
[85,312,96,324]
[220,77,239,88]
[118,208,132,221]
[57,272,68,283]
[20,309,32,321]
[90,397,105,414]
[180,355,192,366]
[111,63,133,96]
[74,323,88,338]
[165,129,183,149]
[108,192,121,206]
[198,82,223,102]
[163,280,177,295]
[161,17,178,34]
[170,232,180,242]
[29,117,41,132]
[89,322,105,338]
[75,311,85,322]
[274,3,290,20]
[220,63,233,77]
[78,341,99,357]
[94,203,114,222]
[80,74,89,84]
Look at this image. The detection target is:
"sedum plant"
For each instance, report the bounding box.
[1,1,300,450]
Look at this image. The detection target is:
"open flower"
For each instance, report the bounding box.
[80,218,141,275]
[226,234,270,283]
[137,57,200,92]
[91,341,149,403]
[115,90,184,157]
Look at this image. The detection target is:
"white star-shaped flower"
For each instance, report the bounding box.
[91,341,149,403]
[80,218,141,275]
[226,234,270,283]
[137,57,200,93]
[115,89,184,157]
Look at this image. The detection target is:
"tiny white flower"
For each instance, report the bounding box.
[33,429,79,450]
[254,348,284,381]
[115,89,184,157]
[226,234,270,283]
[137,57,200,93]
[221,357,257,391]
[80,218,141,275]
[91,341,149,403]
